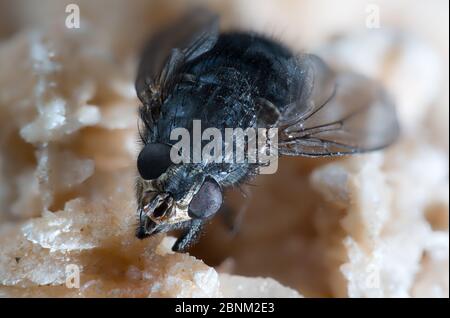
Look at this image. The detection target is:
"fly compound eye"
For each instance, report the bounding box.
[188,177,223,219]
[137,143,172,180]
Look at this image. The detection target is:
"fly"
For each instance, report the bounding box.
[134,10,399,252]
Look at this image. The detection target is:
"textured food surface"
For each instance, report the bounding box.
[0,0,448,297]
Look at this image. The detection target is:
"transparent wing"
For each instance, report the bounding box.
[135,9,219,104]
[279,54,337,127]
[277,55,399,156]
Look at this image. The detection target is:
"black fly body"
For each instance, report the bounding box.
[134,11,399,252]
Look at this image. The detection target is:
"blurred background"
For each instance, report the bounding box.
[0,0,448,297]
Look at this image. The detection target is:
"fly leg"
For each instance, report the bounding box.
[221,186,251,236]
[172,219,204,252]
[221,203,248,236]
